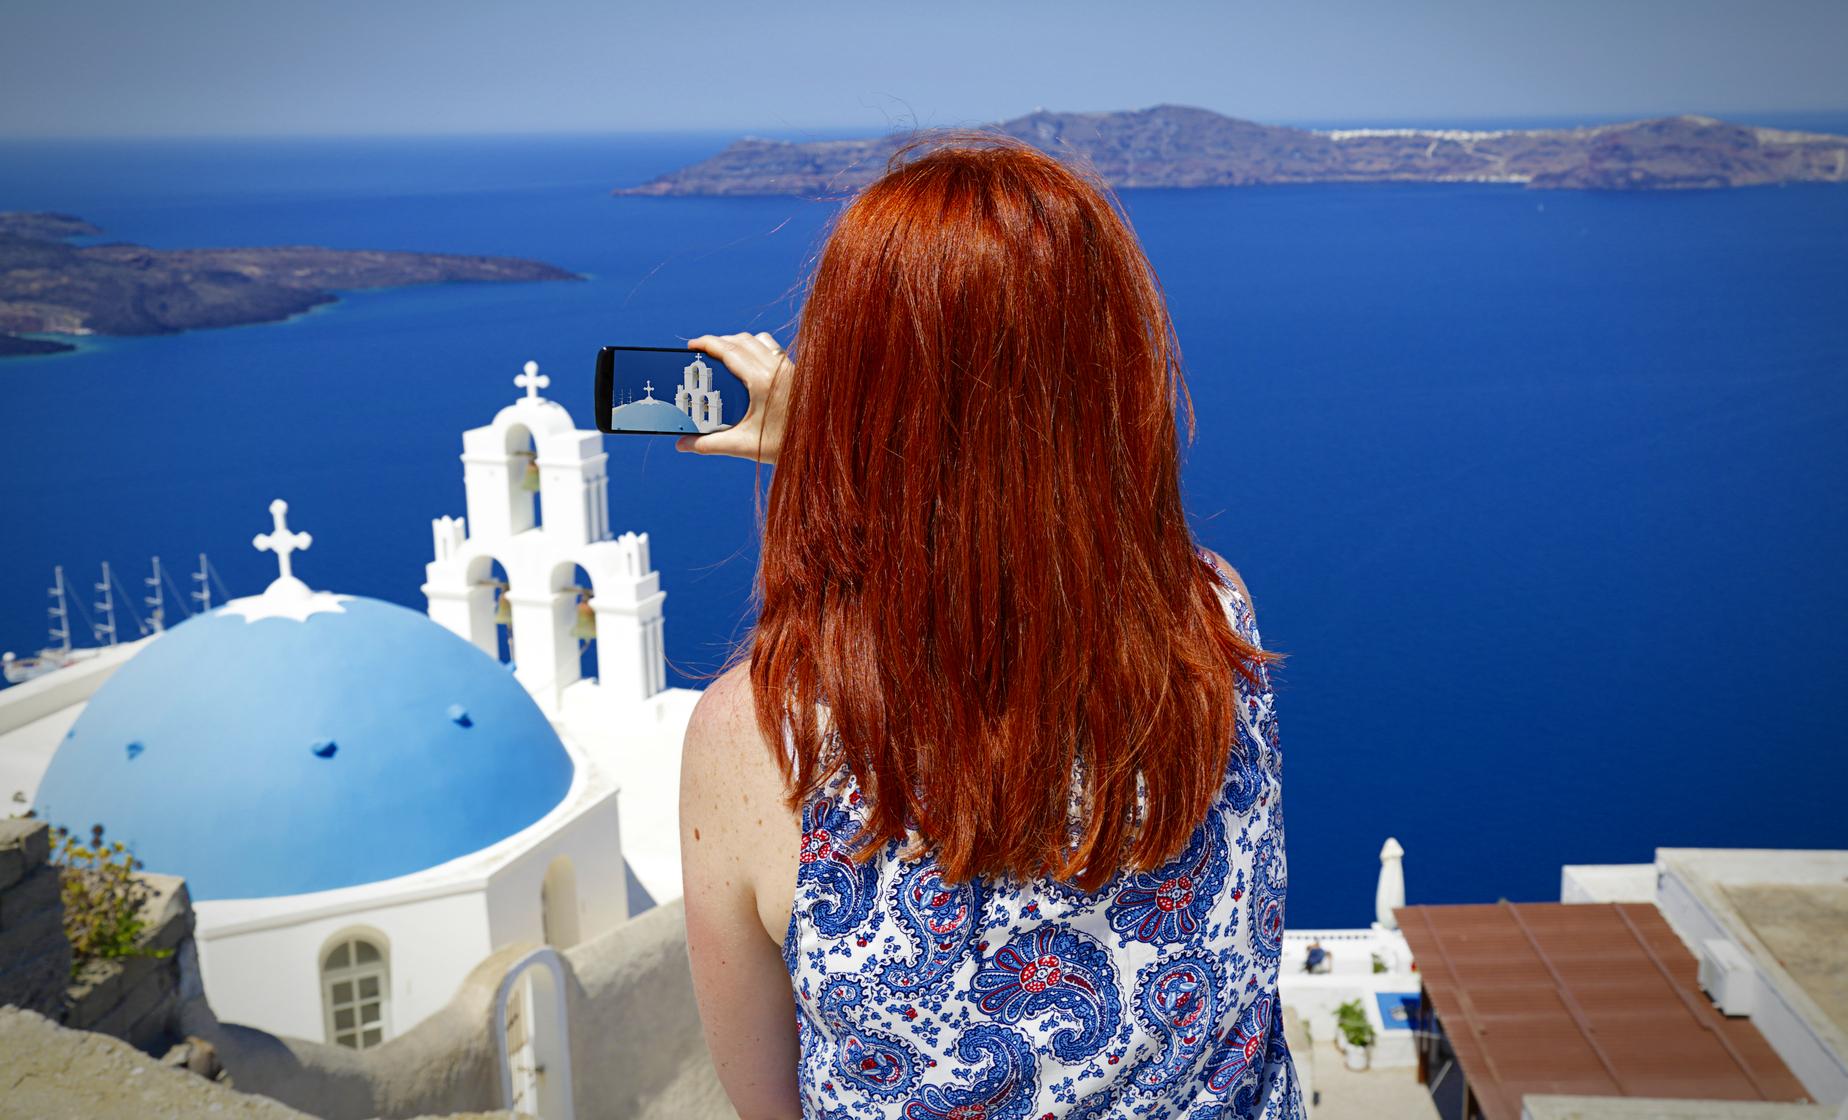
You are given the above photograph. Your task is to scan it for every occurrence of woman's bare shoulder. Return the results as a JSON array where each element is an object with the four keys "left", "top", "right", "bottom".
[
  {"left": 680, "top": 660, "right": 802, "bottom": 933},
  {"left": 683, "top": 660, "right": 789, "bottom": 806},
  {"left": 685, "top": 660, "right": 760, "bottom": 755}
]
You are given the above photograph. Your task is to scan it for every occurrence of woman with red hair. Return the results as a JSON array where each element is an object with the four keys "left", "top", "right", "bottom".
[{"left": 677, "top": 134, "right": 1302, "bottom": 1119}]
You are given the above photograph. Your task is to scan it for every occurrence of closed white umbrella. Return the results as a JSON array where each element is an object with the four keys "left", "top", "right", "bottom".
[{"left": 1376, "top": 836, "right": 1406, "bottom": 930}]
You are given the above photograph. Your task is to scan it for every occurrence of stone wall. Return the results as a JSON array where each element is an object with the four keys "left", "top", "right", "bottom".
[
  {"left": 0, "top": 815, "right": 68, "bottom": 1020},
  {"left": 0, "top": 816, "right": 193, "bottom": 1056},
  {"left": 2, "top": 1003, "right": 530, "bottom": 1120},
  {"left": 65, "top": 870, "right": 194, "bottom": 1052}
]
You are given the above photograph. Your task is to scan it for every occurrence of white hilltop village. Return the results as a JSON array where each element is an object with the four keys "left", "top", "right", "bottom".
[{"left": 1, "top": 362, "right": 1843, "bottom": 1120}]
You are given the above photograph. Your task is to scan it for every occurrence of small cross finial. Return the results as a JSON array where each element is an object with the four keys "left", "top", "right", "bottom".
[
  {"left": 515, "top": 359, "right": 550, "bottom": 401},
  {"left": 642, "top": 379, "right": 655, "bottom": 399},
  {"left": 252, "top": 498, "right": 312, "bottom": 586}
]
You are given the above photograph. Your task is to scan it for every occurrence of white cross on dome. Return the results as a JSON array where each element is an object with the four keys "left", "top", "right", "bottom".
[
  {"left": 253, "top": 498, "right": 312, "bottom": 588},
  {"left": 515, "top": 360, "right": 550, "bottom": 401},
  {"left": 227, "top": 498, "right": 348, "bottom": 621}
]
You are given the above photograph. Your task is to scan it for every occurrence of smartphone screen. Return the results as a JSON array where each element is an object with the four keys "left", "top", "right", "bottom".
[{"left": 593, "top": 345, "right": 747, "bottom": 436}]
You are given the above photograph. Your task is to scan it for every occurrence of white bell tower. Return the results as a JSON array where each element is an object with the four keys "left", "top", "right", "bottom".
[
  {"left": 422, "top": 360, "right": 667, "bottom": 717},
  {"left": 673, "top": 356, "right": 727, "bottom": 433}
]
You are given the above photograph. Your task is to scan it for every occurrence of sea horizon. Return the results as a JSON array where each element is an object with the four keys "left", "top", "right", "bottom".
[{"left": 4, "top": 104, "right": 1848, "bottom": 145}]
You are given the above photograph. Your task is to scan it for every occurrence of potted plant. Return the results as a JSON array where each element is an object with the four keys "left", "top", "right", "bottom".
[{"left": 1335, "top": 998, "right": 1376, "bottom": 1071}]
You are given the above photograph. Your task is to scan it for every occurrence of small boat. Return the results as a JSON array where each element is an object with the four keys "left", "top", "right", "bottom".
[{"left": 1, "top": 644, "right": 105, "bottom": 684}]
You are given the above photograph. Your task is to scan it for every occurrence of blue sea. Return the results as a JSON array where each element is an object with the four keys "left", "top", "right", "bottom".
[{"left": 3, "top": 123, "right": 1845, "bottom": 928}]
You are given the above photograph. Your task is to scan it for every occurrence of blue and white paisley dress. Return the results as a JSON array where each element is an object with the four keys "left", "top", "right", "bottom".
[{"left": 782, "top": 555, "right": 1305, "bottom": 1119}]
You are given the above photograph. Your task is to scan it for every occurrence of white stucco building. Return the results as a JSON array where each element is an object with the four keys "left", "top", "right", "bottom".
[{"left": 7, "top": 361, "right": 699, "bottom": 1051}]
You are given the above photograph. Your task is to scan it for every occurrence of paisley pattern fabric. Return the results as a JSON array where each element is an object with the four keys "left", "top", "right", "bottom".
[{"left": 785, "top": 552, "right": 1304, "bottom": 1118}]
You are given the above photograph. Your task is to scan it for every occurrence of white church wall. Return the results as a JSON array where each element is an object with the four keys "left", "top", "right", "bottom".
[
  {"left": 505, "top": 583, "right": 577, "bottom": 706},
  {"left": 484, "top": 783, "right": 629, "bottom": 949},
  {"left": 185, "top": 711, "right": 618, "bottom": 1047},
  {"left": 559, "top": 686, "right": 704, "bottom": 910},
  {"left": 193, "top": 885, "right": 492, "bottom": 1045},
  {"left": 534, "top": 429, "right": 607, "bottom": 548},
  {"left": 461, "top": 422, "right": 534, "bottom": 542},
  {"left": 579, "top": 532, "right": 666, "bottom": 704}
]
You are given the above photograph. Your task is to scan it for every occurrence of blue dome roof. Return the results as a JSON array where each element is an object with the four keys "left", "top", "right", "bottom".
[
  {"left": 608, "top": 397, "right": 700, "bottom": 434},
  {"left": 33, "top": 596, "right": 575, "bottom": 901}
]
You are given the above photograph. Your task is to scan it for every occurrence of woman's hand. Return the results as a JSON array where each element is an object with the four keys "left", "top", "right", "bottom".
[{"left": 677, "top": 332, "right": 793, "bottom": 465}]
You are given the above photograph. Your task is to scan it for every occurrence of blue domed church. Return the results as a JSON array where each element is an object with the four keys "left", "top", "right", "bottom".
[
  {"left": 36, "top": 546, "right": 576, "bottom": 902},
  {"left": 13, "top": 364, "right": 704, "bottom": 1051}
]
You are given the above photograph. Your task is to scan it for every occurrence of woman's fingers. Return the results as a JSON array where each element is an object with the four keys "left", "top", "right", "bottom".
[
  {"left": 677, "top": 331, "right": 791, "bottom": 464},
  {"left": 688, "top": 333, "right": 778, "bottom": 387},
  {"left": 678, "top": 422, "right": 766, "bottom": 458}
]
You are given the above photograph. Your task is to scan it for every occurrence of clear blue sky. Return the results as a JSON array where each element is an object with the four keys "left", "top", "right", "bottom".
[{"left": 3, "top": 0, "right": 1845, "bottom": 138}]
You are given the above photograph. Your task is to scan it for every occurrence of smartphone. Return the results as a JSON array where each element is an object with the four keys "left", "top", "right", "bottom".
[{"left": 593, "top": 345, "right": 745, "bottom": 436}]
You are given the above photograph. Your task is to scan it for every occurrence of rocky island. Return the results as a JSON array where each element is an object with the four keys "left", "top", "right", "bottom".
[
  {"left": 613, "top": 106, "right": 1848, "bottom": 198},
  {"left": 0, "top": 212, "right": 581, "bottom": 357}
]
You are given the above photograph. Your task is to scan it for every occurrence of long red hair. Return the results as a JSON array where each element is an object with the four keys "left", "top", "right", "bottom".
[{"left": 749, "top": 132, "right": 1280, "bottom": 891}]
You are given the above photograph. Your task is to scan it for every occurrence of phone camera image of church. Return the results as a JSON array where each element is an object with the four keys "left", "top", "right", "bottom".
[{"left": 606, "top": 356, "right": 728, "bottom": 435}]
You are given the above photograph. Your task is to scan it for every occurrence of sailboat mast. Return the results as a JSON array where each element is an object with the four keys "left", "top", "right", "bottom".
[
  {"left": 192, "top": 553, "right": 212, "bottom": 614},
  {"left": 144, "top": 556, "right": 165, "bottom": 634},
  {"left": 94, "top": 562, "right": 118, "bottom": 646},
  {"left": 47, "top": 565, "right": 71, "bottom": 652}
]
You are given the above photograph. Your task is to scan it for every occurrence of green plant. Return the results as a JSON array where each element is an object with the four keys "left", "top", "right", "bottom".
[
  {"left": 1371, "top": 952, "right": 1388, "bottom": 974},
  {"left": 51, "top": 822, "right": 174, "bottom": 980},
  {"left": 1335, "top": 998, "right": 1376, "bottom": 1049}
]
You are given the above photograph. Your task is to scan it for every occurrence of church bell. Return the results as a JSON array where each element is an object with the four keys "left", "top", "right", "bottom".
[{"left": 570, "top": 585, "right": 596, "bottom": 641}]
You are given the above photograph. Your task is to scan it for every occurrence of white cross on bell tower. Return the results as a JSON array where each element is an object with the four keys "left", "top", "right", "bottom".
[
  {"left": 515, "top": 360, "right": 550, "bottom": 401},
  {"left": 253, "top": 498, "right": 313, "bottom": 596}
]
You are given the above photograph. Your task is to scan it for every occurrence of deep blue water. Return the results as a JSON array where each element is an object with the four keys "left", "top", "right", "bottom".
[{"left": 3, "top": 129, "right": 1845, "bottom": 928}]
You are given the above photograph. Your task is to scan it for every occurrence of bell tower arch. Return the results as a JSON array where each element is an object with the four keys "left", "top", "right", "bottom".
[{"left": 423, "top": 360, "right": 660, "bottom": 715}]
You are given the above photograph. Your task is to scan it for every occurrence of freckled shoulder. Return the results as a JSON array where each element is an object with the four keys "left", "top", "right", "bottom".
[
  {"left": 679, "top": 660, "right": 802, "bottom": 938},
  {"left": 682, "top": 661, "right": 786, "bottom": 819},
  {"left": 684, "top": 661, "right": 762, "bottom": 767}
]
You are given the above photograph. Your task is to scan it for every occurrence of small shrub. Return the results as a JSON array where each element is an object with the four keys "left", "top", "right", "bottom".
[
  {"left": 51, "top": 822, "right": 174, "bottom": 980},
  {"left": 1335, "top": 997, "right": 1376, "bottom": 1049}
]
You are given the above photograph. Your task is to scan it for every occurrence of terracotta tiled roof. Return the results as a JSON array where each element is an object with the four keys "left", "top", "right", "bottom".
[{"left": 1395, "top": 901, "right": 1811, "bottom": 1120}]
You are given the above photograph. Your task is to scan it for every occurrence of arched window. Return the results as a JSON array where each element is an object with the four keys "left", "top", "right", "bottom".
[{"left": 321, "top": 933, "right": 390, "bottom": 1049}]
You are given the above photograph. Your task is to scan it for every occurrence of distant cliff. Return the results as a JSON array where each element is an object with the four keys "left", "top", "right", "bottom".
[
  {"left": 612, "top": 106, "right": 1848, "bottom": 197},
  {"left": 0, "top": 212, "right": 581, "bottom": 357}
]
